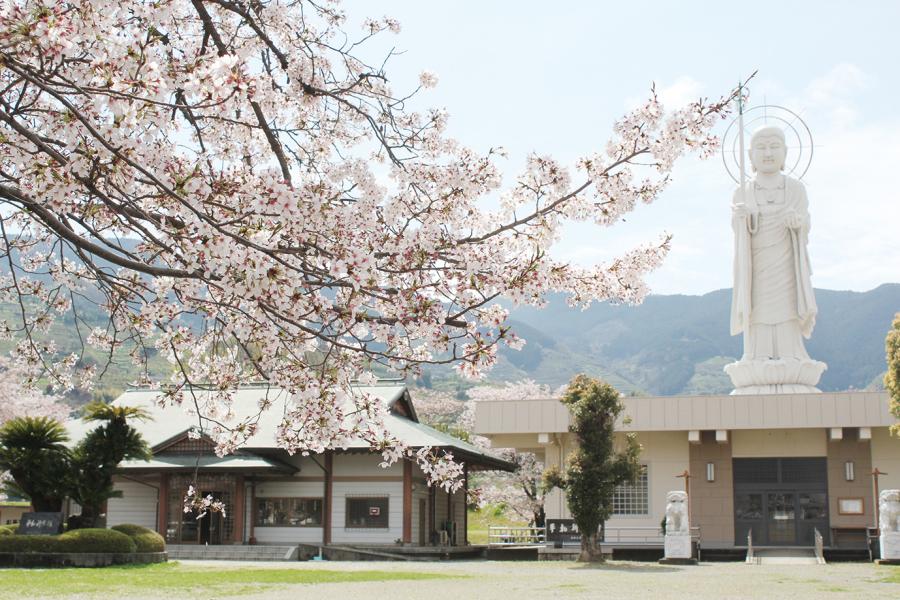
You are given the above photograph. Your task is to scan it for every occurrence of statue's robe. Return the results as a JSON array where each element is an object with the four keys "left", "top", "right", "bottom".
[{"left": 730, "top": 176, "right": 817, "bottom": 360}]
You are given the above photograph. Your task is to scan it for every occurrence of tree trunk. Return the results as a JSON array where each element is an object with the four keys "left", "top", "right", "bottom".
[
  {"left": 32, "top": 496, "right": 64, "bottom": 513},
  {"left": 579, "top": 531, "right": 604, "bottom": 562}
]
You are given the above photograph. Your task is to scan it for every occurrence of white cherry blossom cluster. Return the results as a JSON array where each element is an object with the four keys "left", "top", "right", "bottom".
[
  {"left": 0, "top": 1, "right": 740, "bottom": 491},
  {"left": 183, "top": 484, "right": 226, "bottom": 520}
]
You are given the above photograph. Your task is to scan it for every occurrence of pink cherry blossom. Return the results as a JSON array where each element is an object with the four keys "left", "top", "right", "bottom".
[{"left": 0, "top": 1, "right": 741, "bottom": 492}]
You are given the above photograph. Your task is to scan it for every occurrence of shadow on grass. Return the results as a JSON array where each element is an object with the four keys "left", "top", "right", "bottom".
[{"left": 569, "top": 561, "right": 684, "bottom": 573}]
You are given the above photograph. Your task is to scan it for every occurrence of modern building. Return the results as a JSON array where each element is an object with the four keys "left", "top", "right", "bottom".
[
  {"left": 66, "top": 383, "right": 512, "bottom": 549},
  {"left": 475, "top": 390, "right": 899, "bottom": 550}
]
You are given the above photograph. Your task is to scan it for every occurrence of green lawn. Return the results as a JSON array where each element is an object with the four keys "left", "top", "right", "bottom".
[
  {"left": 0, "top": 562, "right": 457, "bottom": 599},
  {"left": 467, "top": 506, "right": 529, "bottom": 545},
  {"left": 882, "top": 566, "right": 900, "bottom": 583}
]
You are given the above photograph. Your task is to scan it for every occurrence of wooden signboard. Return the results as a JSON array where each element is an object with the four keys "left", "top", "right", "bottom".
[{"left": 16, "top": 512, "right": 64, "bottom": 535}]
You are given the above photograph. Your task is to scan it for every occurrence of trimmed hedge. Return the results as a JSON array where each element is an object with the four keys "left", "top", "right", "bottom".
[
  {"left": 0, "top": 524, "right": 17, "bottom": 536},
  {"left": 0, "top": 528, "right": 136, "bottom": 554},
  {"left": 111, "top": 524, "right": 165, "bottom": 553}
]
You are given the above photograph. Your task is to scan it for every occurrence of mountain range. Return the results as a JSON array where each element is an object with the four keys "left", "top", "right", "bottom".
[{"left": 478, "top": 284, "right": 900, "bottom": 396}]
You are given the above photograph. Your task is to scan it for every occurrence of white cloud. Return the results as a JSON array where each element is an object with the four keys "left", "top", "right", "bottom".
[
  {"left": 656, "top": 76, "right": 704, "bottom": 109},
  {"left": 625, "top": 76, "right": 704, "bottom": 111},
  {"left": 554, "top": 63, "right": 900, "bottom": 295}
]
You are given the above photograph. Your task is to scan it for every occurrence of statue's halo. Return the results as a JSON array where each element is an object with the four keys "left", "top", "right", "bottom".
[{"left": 721, "top": 104, "right": 813, "bottom": 184}]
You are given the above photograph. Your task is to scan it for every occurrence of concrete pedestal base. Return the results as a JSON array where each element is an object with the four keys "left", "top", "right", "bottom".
[
  {"left": 658, "top": 556, "right": 698, "bottom": 565},
  {"left": 880, "top": 531, "right": 900, "bottom": 561},
  {"left": 664, "top": 534, "right": 692, "bottom": 560},
  {"left": 725, "top": 358, "right": 826, "bottom": 394}
]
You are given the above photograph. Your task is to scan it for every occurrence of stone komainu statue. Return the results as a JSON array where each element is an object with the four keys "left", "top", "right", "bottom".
[
  {"left": 665, "top": 491, "right": 689, "bottom": 535},
  {"left": 880, "top": 489, "right": 900, "bottom": 533}
]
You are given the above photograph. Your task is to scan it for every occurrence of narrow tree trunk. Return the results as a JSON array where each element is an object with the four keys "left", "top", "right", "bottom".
[{"left": 579, "top": 531, "right": 604, "bottom": 562}]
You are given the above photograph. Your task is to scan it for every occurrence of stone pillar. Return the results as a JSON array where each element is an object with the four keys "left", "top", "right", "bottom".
[{"left": 879, "top": 489, "right": 900, "bottom": 562}]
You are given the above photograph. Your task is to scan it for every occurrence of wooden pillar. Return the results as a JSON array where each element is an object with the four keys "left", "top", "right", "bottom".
[
  {"left": 248, "top": 480, "right": 256, "bottom": 543},
  {"left": 462, "top": 466, "right": 469, "bottom": 546},
  {"left": 428, "top": 485, "right": 436, "bottom": 545},
  {"left": 324, "top": 452, "right": 333, "bottom": 545},
  {"left": 157, "top": 474, "right": 169, "bottom": 538},
  {"left": 402, "top": 459, "right": 413, "bottom": 544},
  {"left": 233, "top": 475, "right": 245, "bottom": 543}
]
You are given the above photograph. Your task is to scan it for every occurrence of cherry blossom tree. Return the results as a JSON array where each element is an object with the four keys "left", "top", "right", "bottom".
[
  {"left": 0, "top": 0, "right": 740, "bottom": 485},
  {"left": 467, "top": 381, "right": 559, "bottom": 525},
  {"left": 0, "top": 357, "right": 68, "bottom": 424}
]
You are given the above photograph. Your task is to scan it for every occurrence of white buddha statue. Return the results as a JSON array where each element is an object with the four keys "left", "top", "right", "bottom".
[{"left": 724, "top": 125, "right": 827, "bottom": 394}]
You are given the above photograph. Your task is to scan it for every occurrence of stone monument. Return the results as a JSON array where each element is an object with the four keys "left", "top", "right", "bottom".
[
  {"left": 880, "top": 489, "right": 900, "bottom": 562},
  {"left": 724, "top": 124, "right": 827, "bottom": 394},
  {"left": 661, "top": 490, "right": 693, "bottom": 562}
]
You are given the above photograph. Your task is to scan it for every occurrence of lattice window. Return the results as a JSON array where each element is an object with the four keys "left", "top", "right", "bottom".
[
  {"left": 612, "top": 465, "right": 648, "bottom": 516},
  {"left": 256, "top": 498, "right": 323, "bottom": 527},
  {"left": 345, "top": 496, "right": 389, "bottom": 528},
  {"left": 158, "top": 436, "right": 215, "bottom": 455}
]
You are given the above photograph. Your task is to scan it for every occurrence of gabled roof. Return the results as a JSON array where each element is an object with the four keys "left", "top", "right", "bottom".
[
  {"left": 119, "top": 454, "right": 296, "bottom": 473},
  {"left": 66, "top": 382, "right": 514, "bottom": 472}
]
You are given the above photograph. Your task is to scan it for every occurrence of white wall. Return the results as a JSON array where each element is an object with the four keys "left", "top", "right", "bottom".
[
  {"left": 607, "top": 431, "right": 689, "bottom": 529},
  {"left": 542, "top": 431, "right": 689, "bottom": 531},
  {"left": 871, "top": 427, "right": 900, "bottom": 492},
  {"left": 108, "top": 477, "right": 158, "bottom": 530},
  {"left": 333, "top": 453, "right": 402, "bottom": 477},
  {"left": 731, "top": 428, "right": 826, "bottom": 457},
  {"left": 253, "top": 480, "right": 325, "bottom": 545},
  {"left": 331, "top": 481, "right": 404, "bottom": 544}
]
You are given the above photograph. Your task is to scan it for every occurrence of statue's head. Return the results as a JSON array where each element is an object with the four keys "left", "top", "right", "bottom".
[
  {"left": 666, "top": 490, "right": 687, "bottom": 504},
  {"left": 881, "top": 489, "right": 900, "bottom": 506},
  {"left": 749, "top": 125, "right": 787, "bottom": 175}
]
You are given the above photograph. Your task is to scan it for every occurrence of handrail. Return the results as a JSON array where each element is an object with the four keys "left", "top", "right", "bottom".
[
  {"left": 487, "top": 526, "right": 546, "bottom": 546},
  {"left": 746, "top": 528, "right": 755, "bottom": 564},
  {"left": 814, "top": 528, "right": 826, "bottom": 564}
]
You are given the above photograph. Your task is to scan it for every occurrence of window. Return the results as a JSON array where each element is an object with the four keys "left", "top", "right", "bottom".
[
  {"left": 255, "top": 498, "right": 323, "bottom": 527},
  {"left": 612, "top": 465, "right": 649, "bottom": 516},
  {"left": 345, "top": 497, "right": 389, "bottom": 528}
]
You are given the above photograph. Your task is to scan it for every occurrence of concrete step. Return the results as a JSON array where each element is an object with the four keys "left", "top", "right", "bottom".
[
  {"left": 166, "top": 545, "right": 298, "bottom": 561},
  {"left": 752, "top": 548, "right": 823, "bottom": 565}
]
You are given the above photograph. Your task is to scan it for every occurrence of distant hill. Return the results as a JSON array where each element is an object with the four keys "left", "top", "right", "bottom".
[{"left": 482, "top": 284, "right": 900, "bottom": 395}]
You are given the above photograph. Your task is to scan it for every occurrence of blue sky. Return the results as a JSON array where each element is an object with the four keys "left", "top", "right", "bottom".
[{"left": 344, "top": 1, "right": 900, "bottom": 295}]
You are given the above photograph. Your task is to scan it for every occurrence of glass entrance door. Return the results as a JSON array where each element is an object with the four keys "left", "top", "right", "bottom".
[
  {"left": 733, "top": 458, "right": 829, "bottom": 547},
  {"left": 797, "top": 492, "right": 828, "bottom": 546},
  {"left": 767, "top": 493, "right": 796, "bottom": 545}
]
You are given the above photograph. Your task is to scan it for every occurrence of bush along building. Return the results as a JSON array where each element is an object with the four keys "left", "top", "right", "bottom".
[{"left": 65, "top": 383, "right": 513, "bottom": 558}]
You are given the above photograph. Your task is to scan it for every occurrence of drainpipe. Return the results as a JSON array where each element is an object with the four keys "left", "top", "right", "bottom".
[
  {"left": 309, "top": 453, "right": 332, "bottom": 549},
  {"left": 553, "top": 433, "right": 565, "bottom": 517}
]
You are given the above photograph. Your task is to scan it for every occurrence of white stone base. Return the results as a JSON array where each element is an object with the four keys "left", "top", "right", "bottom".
[
  {"left": 881, "top": 531, "right": 900, "bottom": 561},
  {"left": 731, "top": 383, "right": 822, "bottom": 395},
  {"left": 725, "top": 357, "right": 827, "bottom": 394},
  {"left": 664, "top": 534, "right": 692, "bottom": 560}
]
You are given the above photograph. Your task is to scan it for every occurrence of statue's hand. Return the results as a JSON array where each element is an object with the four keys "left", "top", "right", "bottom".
[
  {"left": 733, "top": 203, "right": 751, "bottom": 220},
  {"left": 784, "top": 210, "right": 803, "bottom": 229}
]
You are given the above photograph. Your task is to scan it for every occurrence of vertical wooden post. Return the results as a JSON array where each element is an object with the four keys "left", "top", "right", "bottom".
[
  {"left": 402, "top": 459, "right": 412, "bottom": 544},
  {"left": 324, "top": 452, "right": 333, "bottom": 545},
  {"left": 428, "top": 485, "right": 436, "bottom": 545},
  {"left": 157, "top": 474, "right": 169, "bottom": 539},
  {"left": 462, "top": 465, "right": 469, "bottom": 546},
  {"left": 249, "top": 480, "right": 256, "bottom": 543},
  {"left": 233, "top": 475, "right": 245, "bottom": 543},
  {"left": 677, "top": 469, "right": 692, "bottom": 527},
  {"left": 873, "top": 468, "right": 887, "bottom": 530}
]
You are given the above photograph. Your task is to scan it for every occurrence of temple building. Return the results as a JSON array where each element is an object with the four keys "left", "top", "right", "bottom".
[
  {"left": 66, "top": 383, "right": 512, "bottom": 551},
  {"left": 475, "top": 390, "right": 899, "bottom": 550}
]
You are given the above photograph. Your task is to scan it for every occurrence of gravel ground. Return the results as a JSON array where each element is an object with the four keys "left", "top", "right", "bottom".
[{"left": 161, "top": 559, "right": 900, "bottom": 600}]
